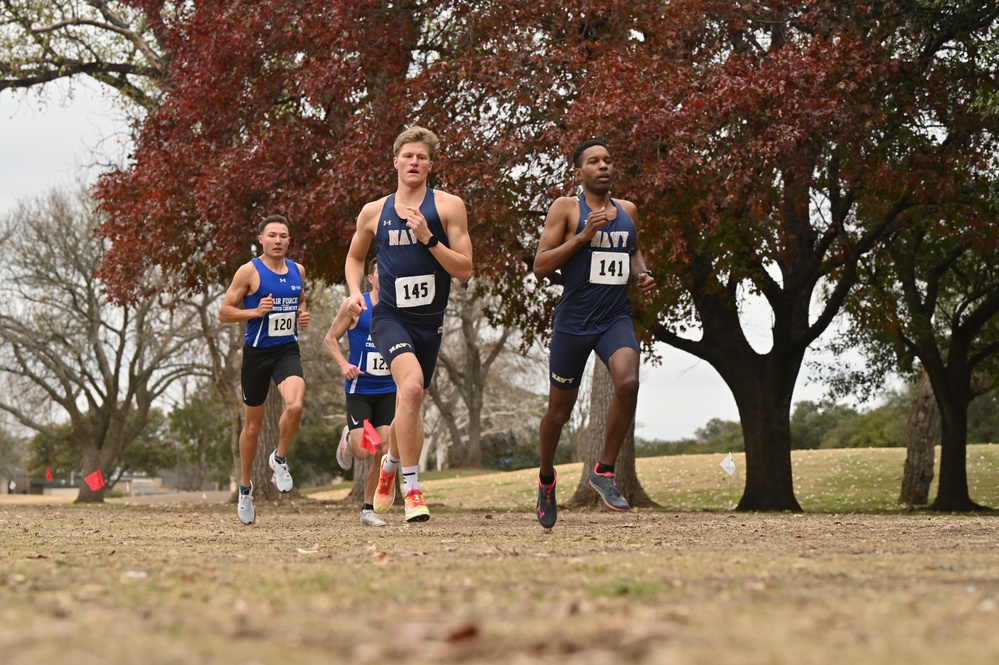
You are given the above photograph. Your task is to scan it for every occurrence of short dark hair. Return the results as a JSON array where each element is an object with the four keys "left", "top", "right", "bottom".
[
  {"left": 258, "top": 215, "right": 289, "bottom": 235},
  {"left": 367, "top": 256, "right": 379, "bottom": 275},
  {"left": 572, "top": 139, "right": 609, "bottom": 168}
]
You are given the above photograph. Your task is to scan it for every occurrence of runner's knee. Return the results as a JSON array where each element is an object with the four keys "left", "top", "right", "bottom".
[
  {"left": 284, "top": 400, "right": 303, "bottom": 420},
  {"left": 615, "top": 374, "right": 639, "bottom": 401}
]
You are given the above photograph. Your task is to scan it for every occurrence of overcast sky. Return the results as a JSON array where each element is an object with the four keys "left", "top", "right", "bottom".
[{"left": 1, "top": 81, "right": 847, "bottom": 442}]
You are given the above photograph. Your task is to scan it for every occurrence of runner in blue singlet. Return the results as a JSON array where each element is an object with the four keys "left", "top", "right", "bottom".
[
  {"left": 220, "top": 215, "right": 311, "bottom": 525},
  {"left": 323, "top": 258, "right": 395, "bottom": 527}
]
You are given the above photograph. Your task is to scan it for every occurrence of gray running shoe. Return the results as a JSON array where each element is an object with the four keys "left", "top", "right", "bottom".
[
  {"left": 359, "top": 508, "right": 386, "bottom": 527},
  {"left": 336, "top": 425, "right": 353, "bottom": 471},
  {"left": 237, "top": 484, "right": 255, "bottom": 525},
  {"left": 536, "top": 471, "right": 558, "bottom": 529},
  {"left": 269, "top": 450, "right": 293, "bottom": 493},
  {"left": 588, "top": 464, "right": 630, "bottom": 512}
]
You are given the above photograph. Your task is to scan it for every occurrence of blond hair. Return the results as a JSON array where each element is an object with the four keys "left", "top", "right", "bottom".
[{"left": 393, "top": 126, "right": 440, "bottom": 161}]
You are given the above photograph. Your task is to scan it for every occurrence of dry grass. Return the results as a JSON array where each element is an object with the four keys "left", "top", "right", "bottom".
[
  {"left": 2, "top": 447, "right": 998, "bottom": 665},
  {"left": 384, "top": 444, "right": 999, "bottom": 513}
]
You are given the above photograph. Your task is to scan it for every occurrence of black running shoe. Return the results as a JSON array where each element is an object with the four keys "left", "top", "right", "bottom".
[
  {"left": 536, "top": 471, "right": 558, "bottom": 529},
  {"left": 588, "top": 464, "right": 630, "bottom": 512}
]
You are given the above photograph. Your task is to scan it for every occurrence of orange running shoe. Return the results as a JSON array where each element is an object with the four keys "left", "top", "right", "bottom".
[
  {"left": 373, "top": 455, "right": 396, "bottom": 513},
  {"left": 404, "top": 488, "right": 430, "bottom": 523}
]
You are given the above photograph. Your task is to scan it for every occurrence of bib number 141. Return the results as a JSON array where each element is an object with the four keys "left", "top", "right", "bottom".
[{"left": 589, "top": 251, "right": 629, "bottom": 285}]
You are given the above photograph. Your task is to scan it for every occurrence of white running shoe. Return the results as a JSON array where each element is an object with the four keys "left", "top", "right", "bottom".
[
  {"left": 336, "top": 425, "right": 353, "bottom": 471},
  {"left": 359, "top": 508, "right": 386, "bottom": 527},
  {"left": 237, "top": 484, "right": 255, "bottom": 525},
  {"left": 268, "top": 450, "right": 293, "bottom": 493}
]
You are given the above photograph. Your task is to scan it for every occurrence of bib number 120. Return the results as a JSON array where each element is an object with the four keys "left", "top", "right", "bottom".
[{"left": 268, "top": 311, "right": 296, "bottom": 336}]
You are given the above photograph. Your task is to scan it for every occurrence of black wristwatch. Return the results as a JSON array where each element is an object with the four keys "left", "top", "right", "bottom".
[
  {"left": 639, "top": 269, "right": 654, "bottom": 278},
  {"left": 423, "top": 235, "right": 439, "bottom": 248}
]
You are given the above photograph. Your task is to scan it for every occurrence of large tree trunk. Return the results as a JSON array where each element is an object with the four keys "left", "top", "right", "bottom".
[
  {"left": 931, "top": 396, "right": 984, "bottom": 511},
  {"left": 727, "top": 356, "right": 802, "bottom": 512},
  {"left": 921, "top": 348, "right": 986, "bottom": 512},
  {"left": 900, "top": 370, "right": 937, "bottom": 507},
  {"left": 565, "top": 361, "right": 654, "bottom": 509},
  {"left": 651, "top": 295, "right": 807, "bottom": 512}
]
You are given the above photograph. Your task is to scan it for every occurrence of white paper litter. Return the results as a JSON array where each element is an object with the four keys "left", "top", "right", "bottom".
[{"left": 720, "top": 452, "right": 736, "bottom": 476}]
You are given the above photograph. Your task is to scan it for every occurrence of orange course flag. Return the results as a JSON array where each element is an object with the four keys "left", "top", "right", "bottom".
[
  {"left": 45, "top": 467, "right": 53, "bottom": 481},
  {"left": 84, "top": 469, "right": 105, "bottom": 491},
  {"left": 361, "top": 420, "right": 381, "bottom": 455}
]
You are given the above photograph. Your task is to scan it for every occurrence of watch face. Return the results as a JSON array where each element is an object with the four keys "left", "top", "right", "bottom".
[{"left": 426, "top": 236, "right": 439, "bottom": 247}]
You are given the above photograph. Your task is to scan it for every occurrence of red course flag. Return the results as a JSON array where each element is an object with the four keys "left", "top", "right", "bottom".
[
  {"left": 84, "top": 469, "right": 105, "bottom": 491},
  {"left": 45, "top": 467, "right": 53, "bottom": 481},
  {"left": 361, "top": 420, "right": 381, "bottom": 455}
]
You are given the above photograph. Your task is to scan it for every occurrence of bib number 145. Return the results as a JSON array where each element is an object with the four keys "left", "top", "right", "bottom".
[{"left": 396, "top": 274, "right": 435, "bottom": 308}]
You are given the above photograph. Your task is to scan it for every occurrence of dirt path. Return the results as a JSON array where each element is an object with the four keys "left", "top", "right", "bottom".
[{"left": 2, "top": 499, "right": 998, "bottom": 664}]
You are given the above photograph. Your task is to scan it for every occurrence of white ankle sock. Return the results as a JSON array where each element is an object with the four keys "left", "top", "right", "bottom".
[{"left": 402, "top": 465, "right": 420, "bottom": 494}]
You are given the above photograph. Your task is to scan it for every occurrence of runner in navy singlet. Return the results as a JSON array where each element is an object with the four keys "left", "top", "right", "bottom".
[
  {"left": 220, "top": 215, "right": 311, "bottom": 525},
  {"left": 532, "top": 140, "right": 656, "bottom": 529},
  {"left": 323, "top": 258, "right": 395, "bottom": 527},
  {"left": 343, "top": 127, "right": 473, "bottom": 523}
]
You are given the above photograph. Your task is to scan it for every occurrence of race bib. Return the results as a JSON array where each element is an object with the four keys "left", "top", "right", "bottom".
[
  {"left": 365, "top": 352, "right": 391, "bottom": 376},
  {"left": 267, "top": 311, "right": 296, "bottom": 337},
  {"left": 396, "top": 274, "right": 435, "bottom": 308},
  {"left": 589, "top": 252, "right": 630, "bottom": 285}
]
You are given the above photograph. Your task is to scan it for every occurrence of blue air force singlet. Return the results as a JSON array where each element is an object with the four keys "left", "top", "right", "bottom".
[
  {"left": 552, "top": 196, "right": 636, "bottom": 335},
  {"left": 345, "top": 292, "right": 396, "bottom": 395},
  {"left": 375, "top": 188, "right": 452, "bottom": 318},
  {"left": 243, "top": 258, "right": 303, "bottom": 348}
]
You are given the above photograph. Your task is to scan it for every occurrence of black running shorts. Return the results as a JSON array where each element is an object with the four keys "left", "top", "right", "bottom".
[
  {"left": 240, "top": 342, "right": 304, "bottom": 406},
  {"left": 345, "top": 392, "right": 396, "bottom": 431}
]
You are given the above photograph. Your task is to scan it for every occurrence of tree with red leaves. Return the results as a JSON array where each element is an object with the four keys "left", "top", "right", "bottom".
[
  {"left": 91, "top": 1, "right": 999, "bottom": 512},
  {"left": 521, "top": 1, "right": 999, "bottom": 511}
]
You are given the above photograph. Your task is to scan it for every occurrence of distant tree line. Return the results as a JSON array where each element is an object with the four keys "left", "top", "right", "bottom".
[{"left": 637, "top": 389, "right": 999, "bottom": 458}]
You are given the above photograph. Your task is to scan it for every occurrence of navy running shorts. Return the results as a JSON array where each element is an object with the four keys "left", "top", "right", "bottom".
[
  {"left": 240, "top": 342, "right": 304, "bottom": 406},
  {"left": 369, "top": 304, "right": 443, "bottom": 390},
  {"left": 548, "top": 316, "right": 639, "bottom": 390}
]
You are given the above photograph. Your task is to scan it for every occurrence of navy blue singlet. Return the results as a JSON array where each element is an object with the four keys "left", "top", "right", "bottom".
[
  {"left": 552, "top": 196, "right": 635, "bottom": 335},
  {"left": 375, "top": 188, "right": 452, "bottom": 318}
]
